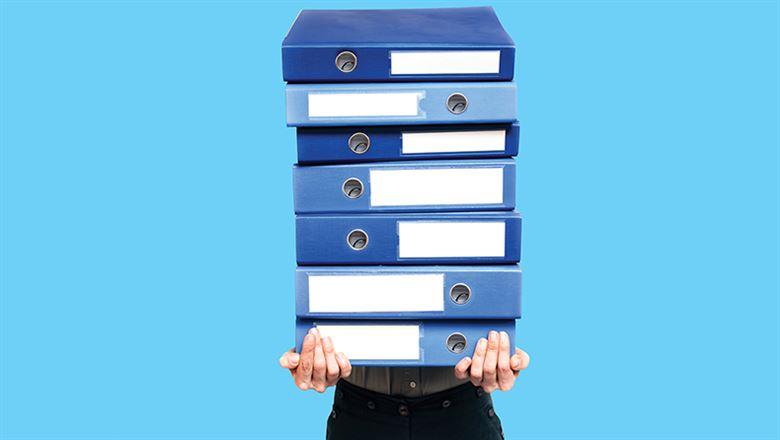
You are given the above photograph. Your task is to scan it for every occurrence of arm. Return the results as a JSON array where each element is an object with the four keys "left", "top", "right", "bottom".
[
  {"left": 279, "top": 328, "right": 352, "bottom": 392},
  {"left": 453, "top": 330, "right": 530, "bottom": 393}
]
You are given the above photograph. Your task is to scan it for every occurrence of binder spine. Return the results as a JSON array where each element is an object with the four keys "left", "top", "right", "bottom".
[
  {"left": 295, "top": 266, "right": 522, "bottom": 319},
  {"left": 295, "top": 319, "right": 516, "bottom": 366},
  {"left": 285, "top": 82, "right": 517, "bottom": 127},
  {"left": 296, "top": 123, "right": 520, "bottom": 164},
  {"left": 295, "top": 213, "right": 522, "bottom": 265},
  {"left": 292, "top": 159, "right": 516, "bottom": 214},
  {"left": 282, "top": 47, "right": 515, "bottom": 83}
]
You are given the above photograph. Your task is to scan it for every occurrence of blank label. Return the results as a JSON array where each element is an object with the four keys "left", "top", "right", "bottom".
[
  {"left": 316, "top": 324, "right": 421, "bottom": 360},
  {"left": 398, "top": 221, "right": 506, "bottom": 258},
  {"left": 308, "top": 93, "right": 420, "bottom": 117},
  {"left": 308, "top": 274, "right": 444, "bottom": 312},
  {"left": 370, "top": 167, "right": 504, "bottom": 207},
  {"left": 402, "top": 130, "right": 506, "bottom": 154},
  {"left": 390, "top": 51, "right": 501, "bottom": 75}
]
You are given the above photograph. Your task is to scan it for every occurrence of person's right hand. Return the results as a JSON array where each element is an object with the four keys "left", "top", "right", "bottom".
[{"left": 279, "top": 328, "right": 352, "bottom": 392}]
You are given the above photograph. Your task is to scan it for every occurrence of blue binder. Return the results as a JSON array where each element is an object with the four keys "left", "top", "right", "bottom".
[
  {"left": 296, "top": 211, "right": 522, "bottom": 265},
  {"left": 296, "top": 265, "right": 521, "bottom": 319},
  {"left": 293, "top": 159, "right": 516, "bottom": 214},
  {"left": 286, "top": 82, "right": 516, "bottom": 127},
  {"left": 282, "top": 7, "right": 515, "bottom": 83},
  {"left": 295, "top": 319, "right": 516, "bottom": 366},
  {"left": 296, "top": 123, "right": 520, "bottom": 164}
]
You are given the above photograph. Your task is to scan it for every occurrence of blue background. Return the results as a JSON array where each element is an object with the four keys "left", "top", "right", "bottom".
[{"left": 1, "top": 1, "right": 778, "bottom": 439}]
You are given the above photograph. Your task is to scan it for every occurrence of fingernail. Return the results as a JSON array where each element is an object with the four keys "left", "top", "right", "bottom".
[
  {"left": 464, "top": 356, "right": 471, "bottom": 363},
  {"left": 478, "top": 338, "right": 487, "bottom": 349},
  {"left": 299, "top": 382, "right": 309, "bottom": 390},
  {"left": 304, "top": 334, "right": 313, "bottom": 344},
  {"left": 336, "top": 352, "right": 345, "bottom": 362},
  {"left": 323, "top": 336, "right": 333, "bottom": 350},
  {"left": 489, "top": 331, "right": 498, "bottom": 340},
  {"left": 290, "top": 353, "right": 300, "bottom": 364},
  {"left": 511, "top": 358, "right": 521, "bottom": 369},
  {"left": 309, "top": 328, "right": 319, "bottom": 337}
]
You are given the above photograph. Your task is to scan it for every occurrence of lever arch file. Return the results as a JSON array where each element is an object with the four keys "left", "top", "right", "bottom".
[
  {"left": 293, "top": 159, "right": 516, "bottom": 214},
  {"left": 296, "top": 319, "right": 516, "bottom": 366},
  {"left": 296, "top": 265, "right": 521, "bottom": 319},
  {"left": 286, "top": 82, "right": 516, "bottom": 127},
  {"left": 282, "top": 7, "right": 515, "bottom": 83},
  {"left": 296, "top": 123, "right": 520, "bottom": 164},
  {"left": 296, "top": 211, "right": 522, "bottom": 265}
]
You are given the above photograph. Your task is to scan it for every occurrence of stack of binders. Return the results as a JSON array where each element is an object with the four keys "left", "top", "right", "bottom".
[{"left": 282, "top": 7, "right": 521, "bottom": 366}]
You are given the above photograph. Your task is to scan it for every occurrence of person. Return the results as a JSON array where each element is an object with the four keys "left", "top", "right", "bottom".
[{"left": 279, "top": 328, "right": 530, "bottom": 440}]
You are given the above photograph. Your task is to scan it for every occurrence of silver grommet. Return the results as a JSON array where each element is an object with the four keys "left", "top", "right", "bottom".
[
  {"left": 342, "top": 178, "right": 364, "bottom": 199},
  {"left": 446, "top": 332, "right": 467, "bottom": 354},
  {"left": 446, "top": 93, "right": 468, "bottom": 114},
  {"left": 335, "top": 51, "right": 357, "bottom": 73},
  {"left": 449, "top": 283, "right": 471, "bottom": 305},
  {"left": 348, "top": 132, "right": 370, "bottom": 154},
  {"left": 346, "top": 229, "right": 368, "bottom": 251}
]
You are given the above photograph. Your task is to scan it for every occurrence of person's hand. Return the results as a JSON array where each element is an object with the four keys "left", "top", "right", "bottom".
[
  {"left": 454, "top": 330, "right": 530, "bottom": 393},
  {"left": 279, "top": 328, "right": 352, "bottom": 392}
]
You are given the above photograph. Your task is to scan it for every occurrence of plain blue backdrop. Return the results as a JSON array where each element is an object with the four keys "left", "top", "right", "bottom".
[{"left": 1, "top": 0, "right": 778, "bottom": 439}]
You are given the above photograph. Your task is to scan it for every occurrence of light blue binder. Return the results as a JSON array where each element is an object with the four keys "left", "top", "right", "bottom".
[
  {"left": 296, "top": 265, "right": 521, "bottom": 319},
  {"left": 293, "top": 159, "right": 516, "bottom": 214},
  {"left": 296, "top": 211, "right": 522, "bottom": 265},
  {"left": 295, "top": 319, "right": 516, "bottom": 366},
  {"left": 286, "top": 82, "right": 517, "bottom": 127}
]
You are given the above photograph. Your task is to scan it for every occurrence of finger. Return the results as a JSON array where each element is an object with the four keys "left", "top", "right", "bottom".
[
  {"left": 497, "top": 331, "right": 515, "bottom": 391},
  {"left": 336, "top": 352, "right": 352, "bottom": 379},
  {"left": 279, "top": 349, "right": 300, "bottom": 375},
  {"left": 294, "top": 332, "right": 316, "bottom": 390},
  {"left": 311, "top": 329, "right": 327, "bottom": 393},
  {"left": 481, "top": 331, "right": 499, "bottom": 392},
  {"left": 511, "top": 348, "right": 531, "bottom": 377},
  {"left": 454, "top": 356, "right": 472, "bottom": 380},
  {"left": 323, "top": 336, "right": 341, "bottom": 386},
  {"left": 469, "top": 338, "right": 487, "bottom": 386}
]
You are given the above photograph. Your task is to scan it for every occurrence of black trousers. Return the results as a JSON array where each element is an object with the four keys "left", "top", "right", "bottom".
[{"left": 326, "top": 379, "right": 505, "bottom": 440}]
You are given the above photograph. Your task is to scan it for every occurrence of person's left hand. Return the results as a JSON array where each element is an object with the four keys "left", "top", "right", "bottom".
[{"left": 453, "top": 330, "right": 530, "bottom": 393}]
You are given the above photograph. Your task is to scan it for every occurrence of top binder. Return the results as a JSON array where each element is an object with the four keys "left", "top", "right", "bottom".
[{"left": 282, "top": 7, "right": 515, "bottom": 83}]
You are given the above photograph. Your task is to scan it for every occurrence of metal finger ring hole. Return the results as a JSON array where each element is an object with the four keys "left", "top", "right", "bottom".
[
  {"left": 342, "top": 178, "right": 364, "bottom": 199},
  {"left": 346, "top": 229, "right": 368, "bottom": 251},
  {"left": 348, "top": 132, "right": 370, "bottom": 154},
  {"left": 335, "top": 51, "right": 357, "bottom": 73},
  {"left": 447, "top": 93, "right": 468, "bottom": 114},
  {"left": 446, "top": 332, "right": 467, "bottom": 354},
  {"left": 449, "top": 283, "right": 472, "bottom": 305}
]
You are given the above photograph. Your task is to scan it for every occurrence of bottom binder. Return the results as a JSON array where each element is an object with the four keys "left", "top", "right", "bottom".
[{"left": 295, "top": 319, "right": 516, "bottom": 366}]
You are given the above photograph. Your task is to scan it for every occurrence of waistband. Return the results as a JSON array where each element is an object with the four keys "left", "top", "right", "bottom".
[{"left": 335, "top": 378, "right": 491, "bottom": 417}]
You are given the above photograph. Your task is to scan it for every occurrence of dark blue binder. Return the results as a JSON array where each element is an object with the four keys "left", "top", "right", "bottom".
[
  {"left": 282, "top": 7, "right": 515, "bottom": 83},
  {"left": 296, "top": 211, "right": 522, "bottom": 265},
  {"left": 293, "top": 159, "right": 516, "bottom": 214},
  {"left": 295, "top": 319, "right": 516, "bottom": 366},
  {"left": 296, "top": 265, "right": 521, "bottom": 319},
  {"left": 296, "top": 123, "right": 520, "bottom": 164}
]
